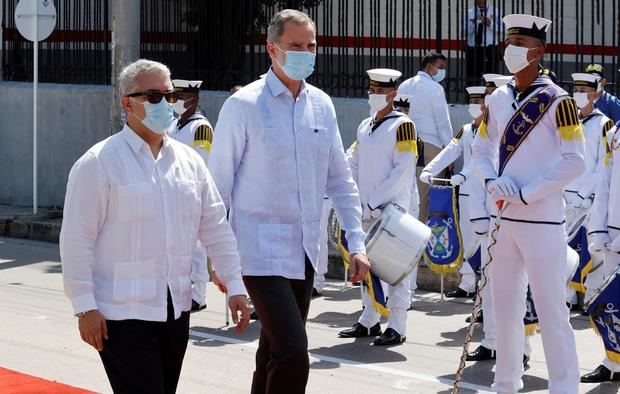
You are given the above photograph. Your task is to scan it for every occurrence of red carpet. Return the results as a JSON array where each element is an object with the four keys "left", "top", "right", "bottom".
[{"left": 0, "top": 367, "right": 97, "bottom": 393}]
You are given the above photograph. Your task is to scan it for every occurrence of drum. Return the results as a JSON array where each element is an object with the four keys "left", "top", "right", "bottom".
[
  {"left": 566, "top": 245, "right": 579, "bottom": 284},
  {"left": 584, "top": 265, "right": 620, "bottom": 310},
  {"left": 365, "top": 203, "right": 432, "bottom": 286},
  {"left": 565, "top": 206, "right": 590, "bottom": 243}
]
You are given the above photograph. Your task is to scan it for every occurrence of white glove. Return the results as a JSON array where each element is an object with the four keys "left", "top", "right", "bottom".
[
  {"left": 450, "top": 173, "right": 466, "bottom": 186},
  {"left": 486, "top": 176, "right": 519, "bottom": 198},
  {"left": 362, "top": 204, "right": 372, "bottom": 221},
  {"left": 579, "top": 196, "right": 593, "bottom": 209},
  {"left": 471, "top": 219, "right": 490, "bottom": 235},
  {"left": 609, "top": 236, "right": 620, "bottom": 253},
  {"left": 588, "top": 233, "right": 612, "bottom": 254},
  {"left": 419, "top": 171, "right": 433, "bottom": 184}
]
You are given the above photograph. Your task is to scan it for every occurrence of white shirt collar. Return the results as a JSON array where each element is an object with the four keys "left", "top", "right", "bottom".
[
  {"left": 266, "top": 67, "right": 307, "bottom": 98},
  {"left": 121, "top": 123, "right": 170, "bottom": 155},
  {"left": 418, "top": 70, "right": 433, "bottom": 80}
]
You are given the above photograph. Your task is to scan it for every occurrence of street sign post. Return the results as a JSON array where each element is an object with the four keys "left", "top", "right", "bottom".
[{"left": 14, "top": 0, "right": 56, "bottom": 214}]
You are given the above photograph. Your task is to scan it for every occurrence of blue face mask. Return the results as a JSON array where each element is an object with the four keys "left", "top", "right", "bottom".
[
  {"left": 274, "top": 43, "right": 316, "bottom": 81},
  {"left": 131, "top": 97, "right": 174, "bottom": 134}
]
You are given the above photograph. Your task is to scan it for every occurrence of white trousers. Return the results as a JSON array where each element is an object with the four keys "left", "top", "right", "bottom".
[
  {"left": 358, "top": 277, "right": 411, "bottom": 336},
  {"left": 458, "top": 194, "right": 477, "bottom": 293},
  {"left": 489, "top": 221, "right": 579, "bottom": 394},
  {"left": 314, "top": 199, "right": 332, "bottom": 292},
  {"left": 191, "top": 242, "right": 209, "bottom": 304},
  {"left": 409, "top": 193, "right": 420, "bottom": 297}
]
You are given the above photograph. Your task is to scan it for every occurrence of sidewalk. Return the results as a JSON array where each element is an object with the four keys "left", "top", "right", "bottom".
[{"left": 0, "top": 204, "right": 62, "bottom": 243}]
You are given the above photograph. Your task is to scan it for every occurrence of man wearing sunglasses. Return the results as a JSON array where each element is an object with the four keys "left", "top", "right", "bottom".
[
  {"left": 209, "top": 9, "right": 370, "bottom": 393},
  {"left": 60, "top": 59, "right": 250, "bottom": 393}
]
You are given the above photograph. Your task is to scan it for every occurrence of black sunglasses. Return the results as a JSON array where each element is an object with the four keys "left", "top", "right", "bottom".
[{"left": 126, "top": 90, "right": 178, "bottom": 104}]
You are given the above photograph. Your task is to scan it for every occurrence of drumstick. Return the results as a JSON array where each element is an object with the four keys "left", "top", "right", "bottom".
[{"left": 429, "top": 177, "right": 451, "bottom": 183}]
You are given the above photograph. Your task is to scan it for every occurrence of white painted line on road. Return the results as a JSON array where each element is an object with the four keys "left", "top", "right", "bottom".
[{"left": 189, "top": 330, "right": 493, "bottom": 393}]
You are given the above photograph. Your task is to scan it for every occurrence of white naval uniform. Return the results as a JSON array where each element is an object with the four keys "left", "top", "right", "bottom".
[
  {"left": 349, "top": 110, "right": 416, "bottom": 336},
  {"left": 170, "top": 113, "right": 214, "bottom": 305},
  {"left": 472, "top": 76, "right": 584, "bottom": 393},
  {"left": 314, "top": 197, "right": 331, "bottom": 293},
  {"left": 423, "top": 123, "right": 478, "bottom": 293},
  {"left": 564, "top": 110, "right": 613, "bottom": 304},
  {"left": 588, "top": 124, "right": 620, "bottom": 373}
]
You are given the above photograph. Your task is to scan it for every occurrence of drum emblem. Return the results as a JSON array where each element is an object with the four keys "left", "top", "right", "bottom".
[{"left": 428, "top": 219, "right": 454, "bottom": 259}]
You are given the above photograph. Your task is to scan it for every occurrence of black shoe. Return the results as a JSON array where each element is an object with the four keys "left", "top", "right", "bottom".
[
  {"left": 190, "top": 299, "right": 206, "bottom": 313},
  {"left": 352, "top": 281, "right": 361, "bottom": 287},
  {"left": 465, "top": 345, "right": 496, "bottom": 361},
  {"left": 312, "top": 288, "right": 322, "bottom": 298},
  {"left": 465, "top": 310, "right": 484, "bottom": 323},
  {"left": 373, "top": 328, "right": 406, "bottom": 346},
  {"left": 338, "top": 322, "right": 382, "bottom": 338},
  {"left": 581, "top": 365, "right": 620, "bottom": 383},
  {"left": 447, "top": 288, "right": 475, "bottom": 298},
  {"left": 567, "top": 302, "right": 581, "bottom": 312},
  {"left": 523, "top": 355, "right": 530, "bottom": 369},
  {"left": 250, "top": 311, "right": 259, "bottom": 320}
]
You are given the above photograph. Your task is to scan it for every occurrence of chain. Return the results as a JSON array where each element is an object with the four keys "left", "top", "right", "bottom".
[{"left": 453, "top": 206, "right": 504, "bottom": 393}]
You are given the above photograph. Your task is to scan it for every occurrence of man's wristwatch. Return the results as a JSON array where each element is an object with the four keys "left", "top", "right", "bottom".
[{"left": 74, "top": 310, "right": 93, "bottom": 318}]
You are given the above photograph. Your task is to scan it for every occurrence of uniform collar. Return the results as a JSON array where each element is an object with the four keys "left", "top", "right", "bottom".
[
  {"left": 266, "top": 67, "right": 307, "bottom": 98},
  {"left": 507, "top": 75, "right": 552, "bottom": 103},
  {"left": 580, "top": 109, "right": 603, "bottom": 123},
  {"left": 122, "top": 123, "right": 170, "bottom": 154},
  {"left": 176, "top": 112, "right": 205, "bottom": 130}
]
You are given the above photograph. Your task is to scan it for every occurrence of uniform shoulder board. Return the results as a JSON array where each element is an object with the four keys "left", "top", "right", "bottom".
[
  {"left": 396, "top": 121, "right": 417, "bottom": 154},
  {"left": 193, "top": 124, "right": 214, "bottom": 152},
  {"left": 603, "top": 119, "right": 615, "bottom": 166},
  {"left": 453, "top": 127, "right": 464, "bottom": 141},
  {"left": 555, "top": 98, "right": 584, "bottom": 141},
  {"left": 603, "top": 119, "right": 615, "bottom": 135}
]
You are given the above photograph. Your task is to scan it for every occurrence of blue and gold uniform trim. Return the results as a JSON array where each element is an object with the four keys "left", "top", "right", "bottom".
[
  {"left": 479, "top": 110, "right": 489, "bottom": 139},
  {"left": 603, "top": 119, "right": 614, "bottom": 165},
  {"left": 452, "top": 127, "right": 464, "bottom": 142},
  {"left": 396, "top": 121, "right": 417, "bottom": 154},
  {"left": 555, "top": 98, "right": 585, "bottom": 142},
  {"left": 193, "top": 124, "right": 214, "bottom": 153}
]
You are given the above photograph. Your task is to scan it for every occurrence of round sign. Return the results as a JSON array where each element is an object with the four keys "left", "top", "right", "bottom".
[{"left": 14, "top": 0, "right": 56, "bottom": 42}]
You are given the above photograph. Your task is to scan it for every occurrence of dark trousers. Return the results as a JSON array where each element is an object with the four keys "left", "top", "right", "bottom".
[
  {"left": 466, "top": 45, "right": 500, "bottom": 81},
  {"left": 243, "top": 258, "right": 315, "bottom": 394},
  {"left": 98, "top": 291, "right": 190, "bottom": 394}
]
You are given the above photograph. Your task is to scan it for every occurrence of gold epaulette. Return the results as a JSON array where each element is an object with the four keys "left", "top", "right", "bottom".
[
  {"left": 555, "top": 98, "right": 584, "bottom": 141},
  {"left": 396, "top": 121, "right": 417, "bottom": 154},
  {"left": 193, "top": 124, "right": 214, "bottom": 153},
  {"left": 453, "top": 127, "right": 464, "bottom": 141},
  {"left": 604, "top": 119, "right": 615, "bottom": 166},
  {"left": 479, "top": 110, "right": 488, "bottom": 139}
]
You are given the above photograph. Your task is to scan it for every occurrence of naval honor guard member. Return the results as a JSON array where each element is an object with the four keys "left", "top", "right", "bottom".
[
  {"left": 472, "top": 14, "right": 584, "bottom": 393},
  {"left": 169, "top": 79, "right": 215, "bottom": 312},
  {"left": 338, "top": 68, "right": 417, "bottom": 346}
]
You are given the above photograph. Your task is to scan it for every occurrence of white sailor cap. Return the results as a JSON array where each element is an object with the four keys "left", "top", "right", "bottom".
[
  {"left": 466, "top": 86, "right": 486, "bottom": 100},
  {"left": 492, "top": 76, "right": 512, "bottom": 88},
  {"left": 572, "top": 72, "right": 600, "bottom": 88},
  {"left": 394, "top": 93, "right": 412, "bottom": 109},
  {"left": 503, "top": 14, "right": 551, "bottom": 42},
  {"left": 483, "top": 73, "right": 504, "bottom": 87},
  {"left": 367, "top": 68, "right": 402, "bottom": 88},
  {"left": 172, "top": 79, "right": 203, "bottom": 93}
]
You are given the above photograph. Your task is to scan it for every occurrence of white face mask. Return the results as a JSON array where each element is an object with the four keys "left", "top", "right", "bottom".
[
  {"left": 503, "top": 44, "right": 538, "bottom": 74},
  {"left": 573, "top": 92, "right": 591, "bottom": 109},
  {"left": 468, "top": 103, "right": 483, "bottom": 119},
  {"left": 368, "top": 94, "right": 389, "bottom": 116},
  {"left": 433, "top": 68, "right": 446, "bottom": 83},
  {"left": 173, "top": 99, "right": 187, "bottom": 115}
]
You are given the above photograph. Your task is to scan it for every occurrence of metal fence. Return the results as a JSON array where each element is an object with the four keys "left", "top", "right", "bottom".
[{"left": 2, "top": 0, "right": 619, "bottom": 101}]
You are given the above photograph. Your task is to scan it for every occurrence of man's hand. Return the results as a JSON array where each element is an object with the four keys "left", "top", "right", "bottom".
[
  {"left": 419, "top": 171, "right": 433, "bottom": 184},
  {"left": 349, "top": 253, "right": 370, "bottom": 282},
  {"left": 450, "top": 174, "right": 466, "bottom": 187},
  {"left": 588, "top": 233, "right": 612, "bottom": 254},
  {"left": 229, "top": 295, "right": 250, "bottom": 335},
  {"left": 608, "top": 236, "right": 620, "bottom": 253},
  {"left": 211, "top": 271, "right": 227, "bottom": 293},
  {"left": 78, "top": 310, "right": 108, "bottom": 351},
  {"left": 486, "top": 177, "right": 519, "bottom": 199}
]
